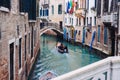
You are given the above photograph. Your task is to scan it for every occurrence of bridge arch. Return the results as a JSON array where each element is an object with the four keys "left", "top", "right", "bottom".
[{"left": 40, "top": 27, "right": 63, "bottom": 36}]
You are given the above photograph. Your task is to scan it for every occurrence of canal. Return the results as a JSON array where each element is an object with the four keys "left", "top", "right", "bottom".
[{"left": 28, "top": 34, "right": 102, "bottom": 80}]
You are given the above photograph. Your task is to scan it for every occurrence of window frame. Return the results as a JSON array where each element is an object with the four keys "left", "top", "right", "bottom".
[
  {"left": 98, "top": 25, "right": 101, "bottom": 42},
  {"left": 104, "top": 27, "right": 108, "bottom": 45},
  {"left": 19, "top": 38, "right": 22, "bottom": 69},
  {"left": 0, "top": 26, "right": 1, "bottom": 40},
  {"left": 58, "top": 4, "right": 62, "bottom": 14},
  {"left": 94, "top": 17, "right": 96, "bottom": 26},
  {"left": 52, "top": 5, "right": 54, "bottom": 14}
]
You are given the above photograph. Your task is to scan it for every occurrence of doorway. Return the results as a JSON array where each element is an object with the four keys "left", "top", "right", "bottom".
[
  {"left": 110, "top": 27, "right": 115, "bottom": 56},
  {"left": 59, "top": 21, "right": 63, "bottom": 30}
]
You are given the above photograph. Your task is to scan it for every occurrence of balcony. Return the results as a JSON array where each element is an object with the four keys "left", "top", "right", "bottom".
[
  {"left": 102, "top": 13, "right": 117, "bottom": 27},
  {"left": 42, "top": 4, "right": 49, "bottom": 8},
  {"left": 75, "top": 8, "right": 85, "bottom": 18}
]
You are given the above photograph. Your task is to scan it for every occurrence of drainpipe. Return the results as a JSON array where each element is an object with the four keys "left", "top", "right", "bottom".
[
  {"left": 116, "top": 0, "right": 119, "bottom": 56},
  {"left": 85, "top": 0, "right": 86, "bottom": 27},
  {"left": 110, "top": 61, "right": 113, "bottom": 80},
  {"left": 62, "top": 0, "right": 66, "bottom": 30}
]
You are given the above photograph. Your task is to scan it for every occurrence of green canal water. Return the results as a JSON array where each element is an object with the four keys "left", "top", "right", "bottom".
[{"left": 28, "top": 34, "right": 102, "bottom": 80}]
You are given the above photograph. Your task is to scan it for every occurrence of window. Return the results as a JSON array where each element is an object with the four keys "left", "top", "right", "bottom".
[
  {"left": 87, "top": 0, "right": 89, "bottom": 10},
  {"left": 52, "top": 5, "right": 54, "bottom": 14},
  {"left": 0, "top": 27, "right": 1, "bottom": 40},
  {"left": 87, "top": 17, "right": 88, "bottom": 25},
  {"left": 95, "top": 0, "right": 96, "bottom": 8},
  {"left": 76, "top": 30, "right": 77, "bottom": 34},
  {"left": 46, "top": 9, "right": 49, "bottom": 16},
  {"left": 65, "top": 18, "right": 67, "bottom": 23},
  {"left": 25, "top": 35, "right": 27, "bottom": 60},
  {"left": 94, "top": 17, "right": 96, "bottom": 25},
  {"left": 45, "top": 9, "right": 47, "bottom": 16},
  {"left": 79, "top": 18, "right": 81, "bottom": 26},
  {"left": 76, "top": 2, "right": 79, "bottom": 10},
  {"left": 104, "top": 27, "right": 108, "bottom": 44},
  {"left": 42, "top": 10, "right": 45, "bottom": 16},
  {"left": 19, "top": 0, "right": 23, "bottom": 12},
  {"left": 25, "top": 24, "right": 26, "bottom": 32},
  {"left": 110, "top": 0, "right": 117, "bottom": 12},
  {"left": 44, "top": 9, "right": 46, "bottom": 16},
  {"left": 17, "top": 25, "right": 19, "bottom": 35},
  {"left": 81, "top": 0, "right": 83, "bottom": 8},
  {"left": 0, "top": 0, "right": 11, "bottom": 9},
  {"left": 58, "top": 4, "right": 62, "bottom": 14},
  {"left": 40, "top": 8, "right": 42, "bottom": 16},
  {"left": 97, "top": 0, "right": 101, "bottom": 17},
  {"left": 103, "top": 0, "right": 109, "bottom": 12},
  {"left": 76, "top": 18, "right": 78, "bottom": 26},
  {"left": 34, "top": 29, "right": 36, "bottom": 46},
  {"left": 98, "top": 25, "right": 100, "bottom": 42},
  {"left": 78, "top": 31, "right": 81, "bottom": 35},
  {"left": 10, "top": 43, "right": 14, "bottom": 80},
  {"left": 69, "top": 18, "right": 71, "bottom": 24},
  {"left": 19, "top": 0, "right": 36, "bottom": 20},
  {"left": 31, "top": 26, "right": 33, "bottom": 58},
  {"left": 28, "top": 33, "right": 30, "bottom": 54},
  {"left": 44, "top": 9, "right": 48, "bottom": 16},
  {"left": 19, "top": 38, "right": 22, "bottom": 69},
  {"left": 90, "top": 17, "right": 92, "bottom": 26},
  {"left": 72, "top": 18, "right": 73, "bottom": 25}
]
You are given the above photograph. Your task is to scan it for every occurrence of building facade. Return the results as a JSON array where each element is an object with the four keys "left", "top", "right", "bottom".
[
  {"left": 74, "top": 0, "right": 86, "bottom": 43},
  {"left": 0, "top": 0, "right": 40, "bottom": 80},
  {"left": 39, "top": 0, "right": 65, "bottom": 30},
  {"left": 49, "top": 0, "right": 65, "bottom": 30},
  {"left": 64, "top": 0, "right": 97, "bottom": 46},
  {"left": 39, "top": 0, "right": 49, "bottom": 19},
  {"left": 118, "top": 1, "right": 120, "bottom": 55},
  {"left": 64, "top": 0, "right": 78, "bottom": 41},
  {"left": 64, "top": 0, "right": 120, "bottom": 56},
  {"left": 96, "top": 0, "right": 118, "bottom": 56},
  {"left": 84, "top": 0, "right": 97, "bottom": 47}
]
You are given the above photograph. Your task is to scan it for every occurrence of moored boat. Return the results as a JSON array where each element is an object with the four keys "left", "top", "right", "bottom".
[{"left": 39, "top": 71, "right": 57, "bottom": 80}]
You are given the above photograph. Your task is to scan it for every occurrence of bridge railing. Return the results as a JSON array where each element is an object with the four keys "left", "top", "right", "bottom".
[
  {"left": 40, "top": 22, "right": 63, "bottom": 32},
  {"left": 52, "top": 56, "right": 120, "bottom": 80}
]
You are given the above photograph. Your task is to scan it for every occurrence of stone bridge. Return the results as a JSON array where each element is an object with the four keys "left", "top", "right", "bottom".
[{"left": 39, "top": 22, "right": 63, "bottom": 36}]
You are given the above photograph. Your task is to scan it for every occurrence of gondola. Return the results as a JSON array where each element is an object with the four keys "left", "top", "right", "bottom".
[
  {"left": 39, "top": 71, "right": 57, "bottom": 80},
  {"left": 56, "top": 42, "right": 68, "bottom": 53}
]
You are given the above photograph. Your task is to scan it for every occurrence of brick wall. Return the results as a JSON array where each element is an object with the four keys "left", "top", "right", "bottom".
[
  {"left": 0, "top": 7, "right": 40, "bottom": 80},
  {"left": 96, "top": 19, "right": 111, "bottom": 55}
]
